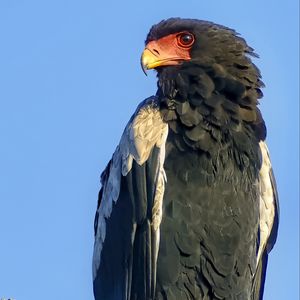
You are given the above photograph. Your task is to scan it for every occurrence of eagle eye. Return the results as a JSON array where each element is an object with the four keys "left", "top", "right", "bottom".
[{"left": 177, "top": 32, "right": 195, "bottom": 48}]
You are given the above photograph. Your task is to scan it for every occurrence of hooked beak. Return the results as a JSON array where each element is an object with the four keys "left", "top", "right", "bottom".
[
  {"left": 140, "top": 47, "right": 183, "bottom": 76},
  {"left": 140, "top": 40, "right": 190, "bottom": 75},
  {"left": 140, "top": 49, "right": 150, "bottom": 76},
  {"left": 140, "top": 48, "right": 171, "bottom": 76}
]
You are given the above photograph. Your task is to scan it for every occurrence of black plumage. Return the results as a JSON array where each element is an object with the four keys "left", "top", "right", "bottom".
[{"left": 93, "top": 18, "right": 279, "bottom": 300}]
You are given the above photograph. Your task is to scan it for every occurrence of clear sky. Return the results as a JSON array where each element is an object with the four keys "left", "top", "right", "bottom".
[{"left": 0, "top": 1, "right": 298, "bottom": 299}]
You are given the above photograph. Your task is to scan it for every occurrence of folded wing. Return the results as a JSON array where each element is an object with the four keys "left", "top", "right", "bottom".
[
  {"left": 93, "top": 96, "right": 168, "bottom": 300},
  {"left": 252, "top": 141, "right": 279, "bottom": 300}
]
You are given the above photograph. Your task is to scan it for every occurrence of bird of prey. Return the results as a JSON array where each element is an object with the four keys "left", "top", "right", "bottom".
[{"left": 92, "top": 18, "right": 279, "bottom": 300}]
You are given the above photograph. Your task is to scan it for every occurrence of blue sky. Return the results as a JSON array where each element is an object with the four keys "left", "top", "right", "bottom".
[{"left": 0, "top": 1, "right": 298, "bottom": 299}]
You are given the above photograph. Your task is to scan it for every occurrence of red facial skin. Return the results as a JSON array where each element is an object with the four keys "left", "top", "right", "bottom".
[{"left": 141, "top": 32, "right": 195, "bottom": 71}]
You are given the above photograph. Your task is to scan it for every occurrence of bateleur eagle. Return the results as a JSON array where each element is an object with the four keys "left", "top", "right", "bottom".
[{"left": 92, "top": 18, "right": 279, "bottom": 300}]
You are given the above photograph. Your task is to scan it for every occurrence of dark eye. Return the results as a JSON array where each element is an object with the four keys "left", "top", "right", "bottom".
[{"left": 177, "top": 32, "right": 195, "bottom": 48}]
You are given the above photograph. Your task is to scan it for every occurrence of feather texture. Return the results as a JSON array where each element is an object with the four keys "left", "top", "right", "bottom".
[{"left": 93, "top": 97, "right": 168, "bottom": 299}]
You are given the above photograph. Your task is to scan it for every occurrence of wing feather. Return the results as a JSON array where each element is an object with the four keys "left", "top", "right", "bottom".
[
  {"left": 251, "top": 141, "right": 279, "bottom": 299},
  {"left": 93, "top": 96, "right": 168, "bottom": 300}
]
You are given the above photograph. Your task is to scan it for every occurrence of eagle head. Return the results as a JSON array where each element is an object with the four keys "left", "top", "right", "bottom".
[
  {"left": 141, "top": 18, "right": 260, "bottom": 78},
  {"left": 141, "top": 18, "right": 266, "bottom": 141}
]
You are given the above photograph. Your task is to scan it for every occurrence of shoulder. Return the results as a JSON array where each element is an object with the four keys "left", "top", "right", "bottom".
[
  {"left": 119, "top": 96, "right": 168, "bottom": 175},
  {"left": 97, "top": 95, "right": 169, "bottom": 216},
  {"left": 257, "top": 141, "right": 279, "bottom": 260}
]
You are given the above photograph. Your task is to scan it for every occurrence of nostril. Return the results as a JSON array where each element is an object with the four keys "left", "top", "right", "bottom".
[{"left": 153, "top": 49, "right": 160, "bottom": 55}]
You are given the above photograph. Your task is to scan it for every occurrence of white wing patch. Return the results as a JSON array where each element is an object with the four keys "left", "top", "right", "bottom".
[
  {"left": 93, "top": 97, "right": 168, "bottom": 279},
  {"left": 257, "top": 141, "right": 276, "bottom": 265}
]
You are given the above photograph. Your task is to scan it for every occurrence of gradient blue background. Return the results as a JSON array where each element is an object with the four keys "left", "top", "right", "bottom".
[{"left": 0, "top": 1, "right": 298, "bottom": 299}]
